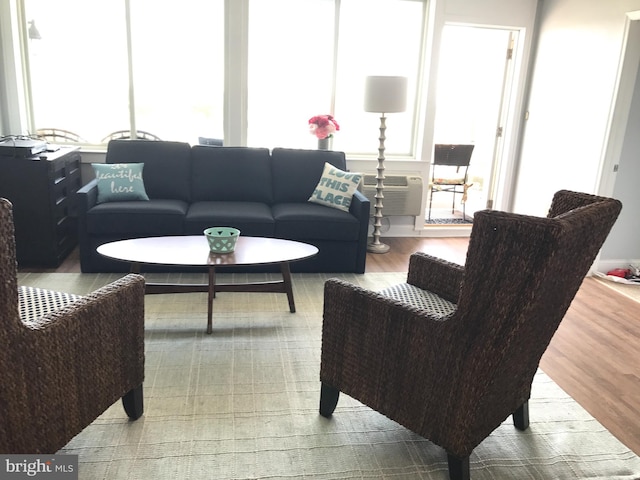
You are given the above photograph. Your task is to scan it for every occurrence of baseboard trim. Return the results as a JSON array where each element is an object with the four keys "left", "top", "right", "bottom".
[{"left": 596, "top": 258, "right": 640, "bottom": 274}]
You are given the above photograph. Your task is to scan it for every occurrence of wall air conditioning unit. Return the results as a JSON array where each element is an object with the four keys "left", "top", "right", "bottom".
[{"left": 361, "top": 175, "right": 423, "bottom": 216}]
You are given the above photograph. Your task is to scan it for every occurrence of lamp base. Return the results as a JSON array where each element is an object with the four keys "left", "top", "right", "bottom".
[{"left": 367, "top": 241, "right": 390, "bottom": 254}]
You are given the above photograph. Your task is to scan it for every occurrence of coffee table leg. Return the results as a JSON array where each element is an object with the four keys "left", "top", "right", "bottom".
[
  {"left": 280, "top": 262, "right": 296, "bottom": 313},
  {"left": 207, "top": 266, "right": 216, "bottom": 334}
]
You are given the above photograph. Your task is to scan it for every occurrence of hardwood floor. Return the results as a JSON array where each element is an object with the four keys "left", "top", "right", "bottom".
[
  {"left": 540, "top": 279, "right": 640, "bottom": 456},
  {"left": 26, "top": 237, "right": 640, "bottom": 456}
]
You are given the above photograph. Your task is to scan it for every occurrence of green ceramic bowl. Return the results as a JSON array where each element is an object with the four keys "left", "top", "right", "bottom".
[{"left": 203, "top": 227, "right": 240, "bottom": 253}]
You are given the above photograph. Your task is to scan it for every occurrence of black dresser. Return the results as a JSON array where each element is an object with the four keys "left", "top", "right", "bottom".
[{"left": 0, "top": 146, "right": 81, "bottom": 267}]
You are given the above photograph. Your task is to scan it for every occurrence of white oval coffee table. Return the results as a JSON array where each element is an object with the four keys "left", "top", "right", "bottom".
[{"left": 97, "top": 236, "right": 319, "bottom": 333}]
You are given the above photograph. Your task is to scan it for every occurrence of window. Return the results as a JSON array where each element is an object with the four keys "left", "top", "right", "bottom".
[
  {"left": 22, "top": 0, "right": 425, "bottom": 156},
  {"left": 247, "top": 0, "right": 425, "bottom": 156},
  {"left": 247, "top": 0, "right": 336, "bottom": 150},
  {"left": 23, "top": 0, "right": 224, "bottom": 145},
  {"left": 24, "top": 0, "right": 129, "bottom": 144},
  {"left": 129, "top": 1, "right": 224, "bottom": 144},
  {"left": 334, "top": 0, "right": 423, "bottom": 156}
]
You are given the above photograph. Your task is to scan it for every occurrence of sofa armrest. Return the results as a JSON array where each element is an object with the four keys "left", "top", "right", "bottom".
[
  {"left": 77, "top": 178, "right": 98, "bottom": 214},
  {"left": 407, "top": 252, "right": 464, "bottom": 303},
  {"left": 349, "top": 190, "right": 370, "bottom": 274},
  {"left": 349, "top": 189, "right": 370, "bottom": 219},
  {"left": 76, "top": 179, "right": 98, "bottom": 271}
]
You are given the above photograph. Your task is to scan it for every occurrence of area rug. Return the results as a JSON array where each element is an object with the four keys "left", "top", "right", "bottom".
[{"left": 17, "top": 272, "right": 640, "bottom": 480}]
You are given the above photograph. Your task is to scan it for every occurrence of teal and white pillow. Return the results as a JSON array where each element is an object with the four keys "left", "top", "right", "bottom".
[
  {"left": 92, "top": 163, "right": 149, "bottom": 204},
  {"left": 308, "top": 162, "right": 362, "bottom": 212}
]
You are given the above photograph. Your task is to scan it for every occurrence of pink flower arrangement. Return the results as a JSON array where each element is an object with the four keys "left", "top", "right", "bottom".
[{"left": 308, "top": 114, "right": 340, "bottom": 140}]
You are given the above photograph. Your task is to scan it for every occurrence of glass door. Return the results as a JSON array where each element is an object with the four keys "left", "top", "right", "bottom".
[{"left": 427, "top": 25, "right": 518, "bottom": 225}]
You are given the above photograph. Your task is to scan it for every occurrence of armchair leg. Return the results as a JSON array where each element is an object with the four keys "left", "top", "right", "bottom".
[
  {"left": 447, "top": 453, "right": 470, "bottom": 480},
  {"left": 513, "top": 400, "right": 529, "bottom": 430},
  {"left": 122, "top": 384, "right": 144, "bottom": 420},
  {"left": 319, "top": 382, "right": 340, "bottom": 418}
]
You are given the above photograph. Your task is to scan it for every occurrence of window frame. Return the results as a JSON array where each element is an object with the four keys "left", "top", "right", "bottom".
[{"left": 16, "top": 0, "right": 430, "bottom": 161}]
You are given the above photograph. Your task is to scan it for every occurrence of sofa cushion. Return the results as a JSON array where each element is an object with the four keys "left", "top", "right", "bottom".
[
  {"left": 308, "top": 162, "right": 362, "bottom": 212},
  {"left": 185, "top": 201, "right": 275, "bottom": 236},
  {"left": 106, "top": 139, "right": 192, "bottom": 202},
  {"left": 191, "top": 146, "right": 273, "bottom": 203},
  {"left": 271, "top": 148, "right": 347, "bottom": 204},
  {"left": 272, "top": 203, "right": 361, "bottom": 241},
  {"left": 92, "top": 163, "right": 149, "bottom": 204},
  {"left": 86, "top": 199, "right": 188, "bottom": 235}
]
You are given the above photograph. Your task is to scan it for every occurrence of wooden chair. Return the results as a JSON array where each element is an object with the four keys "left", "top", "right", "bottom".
[
  {"left": 0, "top": 198, "right": 146, "bottom": 453},
  {"left": 101, "top": 130, "right": 162, "bottom": 143},
  {"left": 36, "top": 128, "right": 86, "bottom": 143},
  {"left": 428, "top": 144, "right": 475, "bottom": 221},
  {"left": 319, "top": 190, "right": 622, "bottom": 480}
]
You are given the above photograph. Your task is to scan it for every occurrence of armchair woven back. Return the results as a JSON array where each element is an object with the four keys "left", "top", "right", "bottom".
[
  {"left": 449, "top": 190, "right": 622, "bottom": 451},
  {"left": 320, "top": 190, "right": 622, "bottom": 462}
]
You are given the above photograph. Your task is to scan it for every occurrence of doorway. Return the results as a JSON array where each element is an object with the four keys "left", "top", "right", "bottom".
[
  {"left": 597, "top": 11, "right": 640, "bottom": 267},
  {"left": 426, "top": 25, "right": 518, "bottom": 225}
]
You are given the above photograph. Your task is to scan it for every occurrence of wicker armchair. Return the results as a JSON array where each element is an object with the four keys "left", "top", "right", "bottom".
[
  {"left": 0, "top": 198, "right": 146, "bottom": 454},
  {"left": 319, "top": 190, "right": 622, "bottom": 480}
]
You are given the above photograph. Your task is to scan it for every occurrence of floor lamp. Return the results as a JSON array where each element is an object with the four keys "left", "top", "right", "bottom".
[{"left": 364, "top": 76, "right": 408, "bottom": 254}]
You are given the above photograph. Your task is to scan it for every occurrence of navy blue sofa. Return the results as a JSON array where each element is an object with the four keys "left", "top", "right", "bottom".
[{"left": 77, "top": 140, "right": 369, "bottom": 273}]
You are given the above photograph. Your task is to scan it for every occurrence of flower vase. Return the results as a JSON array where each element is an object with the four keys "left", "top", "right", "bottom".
[{"left": 317, "top": 137, "right": 332, "bottom": 150}]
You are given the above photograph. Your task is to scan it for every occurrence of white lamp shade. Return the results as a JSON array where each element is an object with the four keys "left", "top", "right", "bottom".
[{"left": 364, "top": 76, "right": 408, "bottom": 113}]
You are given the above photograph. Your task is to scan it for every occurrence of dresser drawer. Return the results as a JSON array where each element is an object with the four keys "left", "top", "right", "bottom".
[
  {"left": 55, "top": 215, "right": 75, "bottom": 242},
  {"left": 53, "top": 180, "right": 71, "bottom": 206},
  {"left": 53, "top": 199, "right": 70, "bottom": 227},
  {"left": 3, "top": 146, "right": 82, "bottom": 267}
]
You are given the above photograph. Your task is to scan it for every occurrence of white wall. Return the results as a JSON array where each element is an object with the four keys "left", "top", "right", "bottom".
[
  {"left": 514, "top": 0, "right": 640, "bottom": 215},
  {"left": 514, "top": 0, "right": 640, "bottom": 272},
  {"left": 599, "top": 58, "right": 640, "bottom": 267}
]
